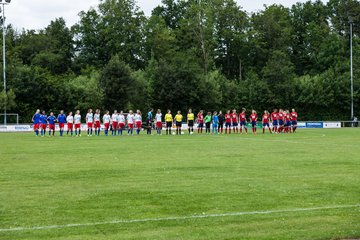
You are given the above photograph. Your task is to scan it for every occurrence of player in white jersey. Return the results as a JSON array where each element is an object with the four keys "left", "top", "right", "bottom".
[
  {"left": 155, "top": 109, "right": 163, "bottom": 135},
  {"left": 74, "top": 110, "right": 82, "bottom": 137},
  {"left": 94, "top": 109, "right": 101, "bottom": 136},
  {"left": 111, "top": 110, "right": 118, "bottom": 136},
  {"left": 66, "top": 112, "right": 74, "bottom": 136},
  {"left": 135, "top": 110, "right": 142, "bottom": 135},
  {"left": 118, "top": 111, "right": 126, "bottom": 135},
  {"left": 103, "top": 111, "right": 111, "bottom": 136},
  {"left": 127, "top": 110, "right": 135, "bottom": 135},
  {"left": 86, "top": 109, "right": 94, "bottom": 136}
]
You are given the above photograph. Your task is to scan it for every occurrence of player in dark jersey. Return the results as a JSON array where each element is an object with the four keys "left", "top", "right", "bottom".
[{"left": 217, "top": 111, "right": 224, "bottom": 134}]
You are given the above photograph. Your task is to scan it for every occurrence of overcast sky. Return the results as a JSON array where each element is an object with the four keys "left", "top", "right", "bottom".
[{"left": 5, "top": 0, "right": 328, "bottom": 31}]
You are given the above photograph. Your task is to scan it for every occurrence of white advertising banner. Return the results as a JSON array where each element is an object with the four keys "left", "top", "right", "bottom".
[
  {"left": 323, "top": 122, "right": 341, "bottom": 129},
  {"left": 297, "top": 122, "right": 306, "bottom": 129}
]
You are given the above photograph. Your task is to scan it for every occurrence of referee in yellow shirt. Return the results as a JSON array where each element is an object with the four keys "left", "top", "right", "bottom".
[
  {"left": 174, "top": 111, "right": 183, "bottom": 135},
  {"left": 165, "top": 110, "right": 173, "bottom": 135},
  {"left": 187, "top": 109, "right": 195, "bottom": 134}
]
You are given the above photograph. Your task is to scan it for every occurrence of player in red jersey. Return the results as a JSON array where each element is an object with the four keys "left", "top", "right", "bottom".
[
  {"left": 271, "top": 109, "right": 278, "bottom": 133},
  {"left": 231, "top": 109, "right": 239, "bottom": 133},
  {"left": 262, "top": 110, "right": 272, "bottom": 134},
  {"left": 291, "top": 108, "right": 298, "bottom": 133},
  {"left": 224, "top": 110, "right": 232, "bottom": 134},
  {"left": 239, "top": 108, "right": 248, "bottom": 134},
  {"left": 197, "top": 110, "right": 204, "bottom": 134},
  {"left": 284, "top": 110, "right": 292, "bottom": 133},
  {"left": 250, "top": 110, "right": 258, "bottom": 134},
  {"left": 277, "top": 109, "right": 285, "bottom": 133}
]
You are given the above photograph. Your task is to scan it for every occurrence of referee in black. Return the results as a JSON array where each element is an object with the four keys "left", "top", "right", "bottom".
[{"left": 146, "top": 108, "right": 153, "bottom": 135}]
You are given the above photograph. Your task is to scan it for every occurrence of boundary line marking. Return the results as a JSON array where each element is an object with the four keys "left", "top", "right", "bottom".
[{"left": 0, "top": 204, "right": 359, "bottom": 232}]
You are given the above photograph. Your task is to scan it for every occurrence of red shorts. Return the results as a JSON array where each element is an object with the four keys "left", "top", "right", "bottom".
[
  {"left": 95, "top": 121, "right": 101, "bottom": 129},
  {"left": 136, "top": 122, "right": 142, "bottom": 129},
  {"left": 67, "top": 123, "right": 73, "bottom": 130},
  {"left": 59, "top": 123, "right": 65, "bottom": 128},
  {"left": 33, "top": 124, "right": 40, "bottom": 130},
  {"left": 49, "top": 124, "right": 55, "bottom": 130},
  {"left": 75, "top": 124, "right": 81, "bottom": 129},
  {"left": 112, "top": 122, "right": 118, "bottom": 129},
  {"left": 119, "top": 123, "right": 125, "bottom": 129},
  {"left": 41, "top": 124, "right": 47, "bottom": 130},
  {"left": 156, "top": 122, "right": 162, "bottom": 129},
  {"left": 87, "top": 122, "right": 93, "bottom": 128},
  {"left": 104, "top": 123, "right": 110, "bottom": 130},
  {"left": 128, "top": 123, "right": 134, "bottom": 129}
]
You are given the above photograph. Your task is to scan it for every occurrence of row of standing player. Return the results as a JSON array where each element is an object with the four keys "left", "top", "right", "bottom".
[
  {"left": 32, "top": 108, "right": 298, "bottom": 137},
  {"left": 32, "top": 109, "right": 145, "bottom": 137},
  {"left": 163, "top": 108, "right": 298, "bottom": 135}
]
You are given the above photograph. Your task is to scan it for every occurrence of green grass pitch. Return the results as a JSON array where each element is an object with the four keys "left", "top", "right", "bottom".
[{"left": 0, "top": 129, "right": 359, "bottom": 240}]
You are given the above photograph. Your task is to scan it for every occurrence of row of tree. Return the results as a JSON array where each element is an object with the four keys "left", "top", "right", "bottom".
[{"left": 0, "top": 0, "right": 359, "bottom": 122}]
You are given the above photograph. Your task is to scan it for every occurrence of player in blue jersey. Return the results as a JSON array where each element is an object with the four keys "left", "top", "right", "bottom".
[
  {"left": 47, "top": 112, "right": 57, "bottom": 136},
  {"left": 39, "top": 111, "right": 48, "bottom": 137},
  {"left": 57, "top": 110, "right": 67, "bottom": 137},
  {"left": 40, "top": 111, "right": 47, "bottom": 137},
  {"left": 212, "top": 111, "right": 219, "bottom": 134},
  {"left": 32, "top": 109, "right": 41, "bottom": 136}
]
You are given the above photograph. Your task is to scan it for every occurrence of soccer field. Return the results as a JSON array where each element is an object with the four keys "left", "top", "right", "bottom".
[{"left": 0, "top": 129, "right": 359, "bottom": 240}]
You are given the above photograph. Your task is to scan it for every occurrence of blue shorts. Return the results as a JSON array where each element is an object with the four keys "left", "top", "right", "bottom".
[
  {"left": 286, "top": 121, "right": 291, "bottom": 127},
  {"left": 212, "top": 124, "right": 218, "bottom": 128},
  {"left": 232, "top": 122, "right": 238, "bottom": 127},
  {"left": 225, "top": 122, "right": 231, "bottom": 127},
  {"left": 252, "top": 121, "right": 257, "bottom": 127},
  {"left": 279, "top": 120, "right": 284, "bottom": 126},
  {"left": 240, "top": 121, "right": 247, "bottom": 127},
  {"left": 292, "top": 121, "right": 297, "bottom": 126},
  {"left": 273, "top": 120, "right": 278, "bottom": 126},
  {"left": 263, "top": 123, "right": 270, "bottom": 127},
  {"left": 198, "top": 123, "right": 204, "bottom": 128}
]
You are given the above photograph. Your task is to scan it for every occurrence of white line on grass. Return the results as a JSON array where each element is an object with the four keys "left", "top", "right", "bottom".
[{"left": 0, "top": 204, "right": 359, "bottom": 232}]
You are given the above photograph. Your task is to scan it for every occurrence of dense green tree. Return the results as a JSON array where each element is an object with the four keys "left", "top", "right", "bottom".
[
  {"left": 1, "top": 0, "right": 359, "bottom": 122},
  {"left": 74, "top": 0, "right": 147, "bottom": 70},
  {"left": 327, "top": 0, "right": 360, "bottom": 36},
  {"left": 250, "top": 5, "right": 293, "bottom": 69},
  {"left": 0, "top": 89, "right": 16, "bottom": 111},
  {"left": 100, "top": 55, "right": 135, "bottom": 110},
  {"left": 67, "top": 69, "right": 104, "bottom": 112},
  {"left": 14, "top": 18, "right": 73, "bottom": 74},
  {"left": 290, "top": 1, "right": 330, "bottom": 75},
  {"left": 152, "top": 0, "right": 189, "bottom": 30},
  {"left": 72, "top": 9, "right": 105, "bottom": 68},
  {"left": 148, "top": 52, "right": 203, "bottom": 112},
  {"left": 212, "top": 0, "right": 249, "bottom": 80}
]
